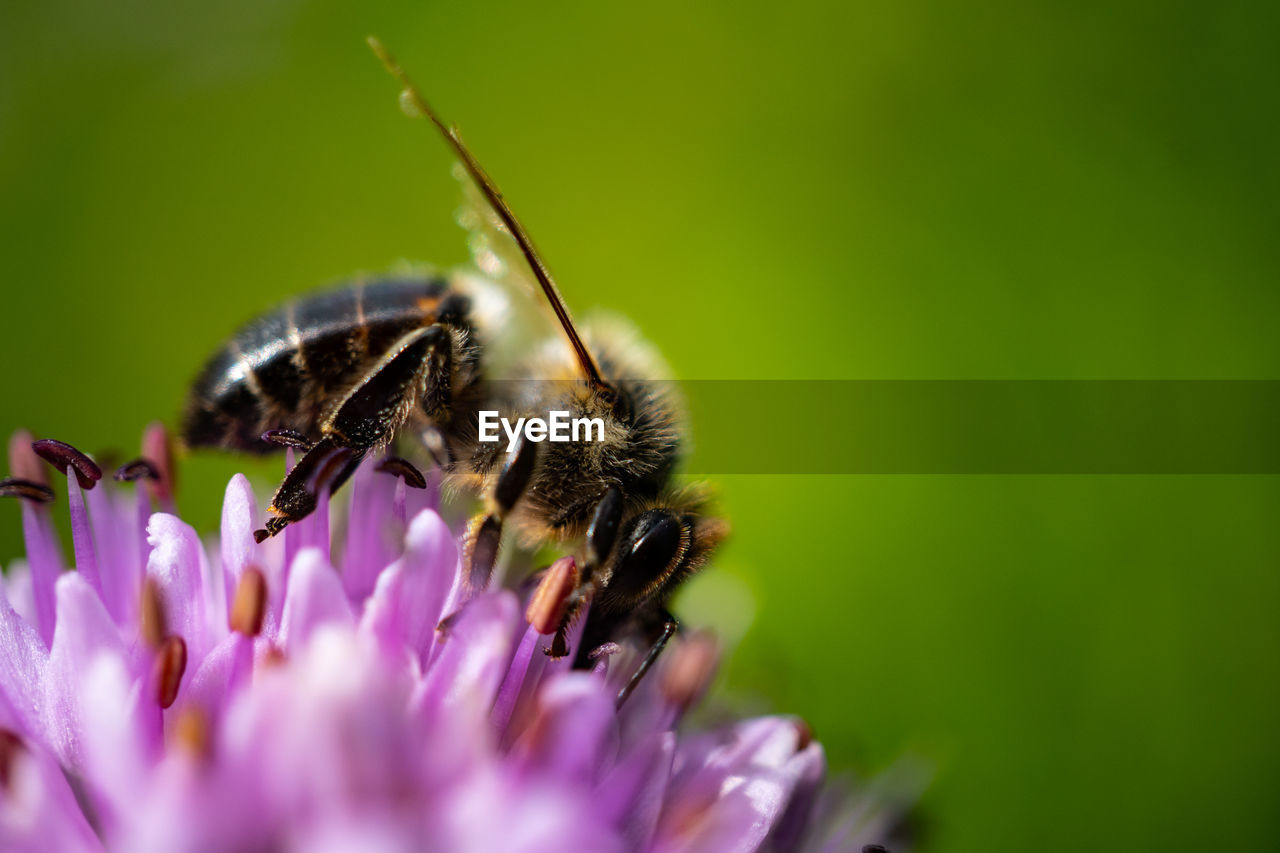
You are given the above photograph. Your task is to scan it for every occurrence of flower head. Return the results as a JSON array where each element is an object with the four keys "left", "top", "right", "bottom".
[{"left": 0, "top": 428, "right": 910, "bottom": 851}]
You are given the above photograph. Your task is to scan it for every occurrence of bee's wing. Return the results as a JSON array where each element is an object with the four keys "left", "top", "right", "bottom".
[
  {"left": 453, "top": 163, "right": 543, "bottom": 299},
  {"left": 451, "top": 163, "right": 564, "bottom": 372}
]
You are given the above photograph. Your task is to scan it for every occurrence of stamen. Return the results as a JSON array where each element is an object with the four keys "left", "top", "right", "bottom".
[
  {"left": 376, "top": 456, "right": 428, "bottom": 489},
  {"left": 140, "top": 577, "right": 167, "bottom": 649},
  {"left": 141, "top": 422, "right": 176, "bottom": 505},
  {"left": 229, "top": 567, "right": 267, "bottom": 636},
  {"left": 659, "top": 629, "right": 719, "bottom": 713},
  {"left": 154, "top": 636, "right": 188, "bottom": 709},
  {"left": 0, "top": 729, "right": 23, "bottom": 791},
  {"left": 261, "top": 428, "right": 313, "bottom": 450},
  {"left": 526, "top": 556, "right": 578, "bottom": 636},
  {"left": 0, "top": 478, "right": 54, "bottom": 503},
  {"left": 7, "top": 429, "right": 47, "bottom": 487},
  {"left": 114, "top": 458, "right": 160, "bottom": 483},
  {"left": 32, "top": 439, "right": 102, "bottom": 490}
]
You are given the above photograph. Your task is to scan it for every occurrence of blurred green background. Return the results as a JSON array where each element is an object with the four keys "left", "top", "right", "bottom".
[{"left": 2, "top": 1, "right": 1278, "bottom": 850}]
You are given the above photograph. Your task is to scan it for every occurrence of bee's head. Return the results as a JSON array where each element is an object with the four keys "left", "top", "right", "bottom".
[{"left": 593, "top": 487, "right": 729, "bottom": 615}]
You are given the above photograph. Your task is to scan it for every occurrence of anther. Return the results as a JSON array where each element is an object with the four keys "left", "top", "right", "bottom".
[
  {"left": 0, "top": 729, "right": 24, "bottom": 792},
  {"left": 862, "top": 846, "right": 890, "bottom": 853},
  {"left": 794, "top": 718, "right": 815, "bottom": 752},
  {"left": 140, "top": 577, "right": 167, "bottom": 649},
  {"left": 376, "top": 456, "right": 428, "bottom": 489},
  {"left": 0, "top": 478, "right": 54, "bottom": 504},
  {"left": 526, "top": 556, "right": 578, "bottom": 636},
  {"left": 154, "top": 636, "right": 188, "bottom": 709},
  {"left": 8, "top": 430, "right": 47, "bottom": 487},
  {"left": 588, "top": 642, "right": 621, "bottom": 662},
  {"left": 587, "top": 642, "right": 621, "bottom": 676},
  {"left": 261, "top": 428, "right": 313, "bottom": 451},
  {"left": 114, "top": 458, "right": 160, "bottom": 483},
  {"left": 229, "top": 567, "right": 267, "bottom": 636},
  {"left": 659, "top": 629, "right": 719, "bottom": 713},
  {"left": 171, "top": 707, "right": 211, "bottom": 759},
  {"left": 32, "top": 439, "right": 102, "bottom": 490}
]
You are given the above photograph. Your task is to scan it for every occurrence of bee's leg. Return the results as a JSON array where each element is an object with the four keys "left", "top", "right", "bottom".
[
  {"left": 548, "top": 487, "right": 624, "bottom": 659},
  {"left": 464, "top": 435, "right": 538, "bottom": 592},
  {"left": 258, "top": 325, "right": 454, "bottom": 539},
  {"left": 322, "top": 325, "right": 453, "bottom": 449},
  {"left": 255, "top": 438, "right": 360, "bottom": 542},
  {"left": 616, "top": 608, "right": 680, "bottom": 707}
]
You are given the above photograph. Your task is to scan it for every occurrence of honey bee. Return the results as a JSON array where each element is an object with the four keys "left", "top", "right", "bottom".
[{"left": 180, "top": 41, "right": 727, "bottom": 690}]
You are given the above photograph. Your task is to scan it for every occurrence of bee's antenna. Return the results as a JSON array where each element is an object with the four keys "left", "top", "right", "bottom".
[{"left": 367, "top": 37, "right": 610, "bottom": 394}]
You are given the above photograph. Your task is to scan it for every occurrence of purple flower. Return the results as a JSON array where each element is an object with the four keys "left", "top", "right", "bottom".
[{"left": 0, "top": 428, "right": 911, "bottom": 851}]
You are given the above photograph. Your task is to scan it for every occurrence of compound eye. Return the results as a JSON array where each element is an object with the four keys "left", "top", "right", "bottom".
[{"left": 610, "top": 510, "right": 685, "bottom": 600}]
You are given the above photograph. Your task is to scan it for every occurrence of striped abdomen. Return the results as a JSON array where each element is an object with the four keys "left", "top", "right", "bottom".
[{"left": 182, "top": 276, "right": 470, "bottom": 452}]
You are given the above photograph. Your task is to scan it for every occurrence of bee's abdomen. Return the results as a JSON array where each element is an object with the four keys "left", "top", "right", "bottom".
[{"left": 182, "top": 276, "right": 461, "bottom": 452}]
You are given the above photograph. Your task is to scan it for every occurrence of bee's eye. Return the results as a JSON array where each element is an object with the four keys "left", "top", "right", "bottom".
[{"left": 610, "top": 510, "right": 684, "bottom": 598}]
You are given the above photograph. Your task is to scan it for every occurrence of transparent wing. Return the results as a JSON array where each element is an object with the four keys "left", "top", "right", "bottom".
[
  {"left": 450, "top": 163, "right": 560, "bottom": 374},
  {"left": 453, "top": 162, "right": 542, "bottom": 297}
]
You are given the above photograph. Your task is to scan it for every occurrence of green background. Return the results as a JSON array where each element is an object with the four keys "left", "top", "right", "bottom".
[{"left": 2, "top": 1, "right": 1278, "bottom": 850}]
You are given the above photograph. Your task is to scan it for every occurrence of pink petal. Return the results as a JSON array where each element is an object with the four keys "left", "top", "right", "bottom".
[
  {"left": 509, "top": 673, "right": 618, "bottom": 788},
  {"left": 79, "top": 654, "right": 152, "bottom": 838},
  {"left": 417, "top": 591, "right": 518, "bottom": 718},
  {"left": 341, "top": 459, "right": 403, "bottom": 603},
  {"left": 43, "top": 574, "right": 127, "bottom": 769},
  {"left": 0, "top": 737, "right": 102, "bottom": 852},
  {"left": 219, "top": 474, "right": 258, "bottom": 585},
  {"left": 0, "top": 595, "right": 48, "bottom": 739},
  {"left": 18, "top": 502, "right": 62, "bottom": 647},
  {"left": 360, "top": 510, "right": 458, "bottom": 665},
  {"left": 599, "top": 731, "right": 676, "bottom": 850},
  {"left": 280, "top": 548, "right": 353, "bottom": 653},
  {"left": 146, "top": 513, "right": 211, "bottom": 661}
]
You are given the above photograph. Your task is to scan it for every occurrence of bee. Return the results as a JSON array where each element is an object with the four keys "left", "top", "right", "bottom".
[{"left": 180, "top": 41, "right": 727, "bottom": 693}]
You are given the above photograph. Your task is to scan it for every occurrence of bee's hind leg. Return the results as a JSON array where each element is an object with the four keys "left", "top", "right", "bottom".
[
  {"left": 463, "top": 435, "right": 538, "bottom": 593},
  {"left": 256, "top": 324, "right": 455, "bottom": 541},
  {"left": 255, "top": 438, "right": 362, "bottom": 542}
]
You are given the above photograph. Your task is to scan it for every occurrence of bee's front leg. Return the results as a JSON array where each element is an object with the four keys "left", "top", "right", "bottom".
[{"left": 463, "top": 435, "right": 538, "bottom": 593}]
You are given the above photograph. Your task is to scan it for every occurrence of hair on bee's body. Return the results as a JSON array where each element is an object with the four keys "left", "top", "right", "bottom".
[{"left": 181, "top": 39, "right": 727, "bottom": 697}]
